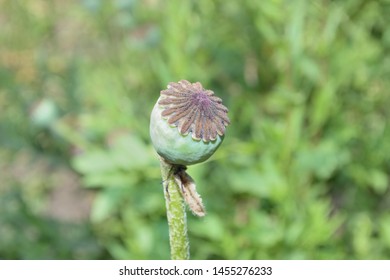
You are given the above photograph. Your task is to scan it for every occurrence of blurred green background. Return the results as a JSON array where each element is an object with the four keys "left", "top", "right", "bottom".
[{"left": 1, "top": 0, "right": 390, "bottom": 259}]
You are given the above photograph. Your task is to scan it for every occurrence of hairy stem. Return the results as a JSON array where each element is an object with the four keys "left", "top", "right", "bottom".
[{"left": 159, "top": 157, "right": 189, "bottom": 260}]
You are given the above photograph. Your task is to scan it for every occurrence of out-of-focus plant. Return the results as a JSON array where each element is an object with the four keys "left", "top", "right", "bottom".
[{"left": 1, "top": 0, "right": 390, "bottom": 260}]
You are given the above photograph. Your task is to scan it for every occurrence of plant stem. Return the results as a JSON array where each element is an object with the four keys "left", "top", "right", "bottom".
[{"left": 159, "top": 157, "right": 189, "bottom": 260}]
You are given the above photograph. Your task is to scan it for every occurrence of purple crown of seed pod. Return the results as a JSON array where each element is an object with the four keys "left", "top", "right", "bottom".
[{"left": 158, "top": 80, "right": 230, "bottom": 142}]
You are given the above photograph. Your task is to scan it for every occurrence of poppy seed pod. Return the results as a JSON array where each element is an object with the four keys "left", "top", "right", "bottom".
[{"left": 150, "top": 80, "right": 230, "bottom": 166}]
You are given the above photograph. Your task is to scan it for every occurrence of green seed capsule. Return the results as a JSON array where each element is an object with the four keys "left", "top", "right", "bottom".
[{"left": 150, "top": 80, "right": 230, "bottom": 166}]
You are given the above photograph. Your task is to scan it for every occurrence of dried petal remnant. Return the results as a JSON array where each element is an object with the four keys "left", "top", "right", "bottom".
[{"left": 158, "top": 80, "right": 230, "bottom": 142}]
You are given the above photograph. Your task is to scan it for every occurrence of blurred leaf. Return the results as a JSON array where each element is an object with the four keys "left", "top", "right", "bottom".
[
  {"left": 352, "top": 213, "right": 373, "bottom": 258},
  {"left": 110, "top": 134, "right": 153, "bottom": 169},
  {"left": 190, "top": 214, "right": 225, "bottom": 241},
  {"left": 91, "top": 188, "right": 126, "bottom": 223},
  {"left": 296, "top": 141, "right": 350, "bottom": 180},
  {"left": 369, "top": 169, "right": 388, "bottom": 194},
  {"left": 73, "top": 150, "right": 116, "bottom": 174}
]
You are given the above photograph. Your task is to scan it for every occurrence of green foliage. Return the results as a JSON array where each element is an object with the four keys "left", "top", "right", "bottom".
[{"left": 1, "top": 0, "right": 390, "bottom": 259}]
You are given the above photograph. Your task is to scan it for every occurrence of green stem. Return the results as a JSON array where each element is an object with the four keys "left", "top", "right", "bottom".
[{"left": 159, "top": 157, "right": 189, "bottom": 260}]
